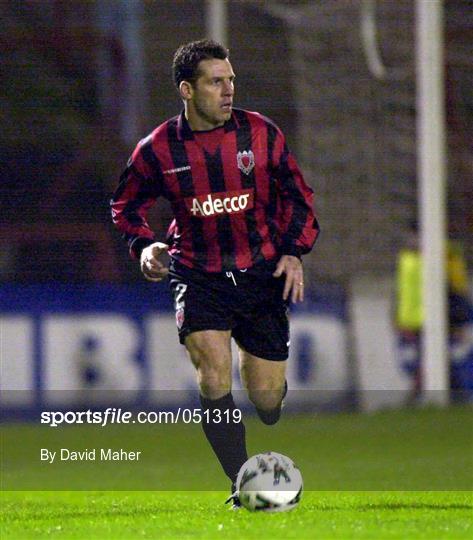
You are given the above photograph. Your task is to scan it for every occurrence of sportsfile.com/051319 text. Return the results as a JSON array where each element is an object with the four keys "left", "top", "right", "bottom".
[{"left": 40, "top": 408, "right": 243, "bottom": 428}]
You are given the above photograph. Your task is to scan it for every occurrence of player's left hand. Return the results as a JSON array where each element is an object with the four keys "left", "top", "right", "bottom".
[{"left": 273, "top": 255, "right": 304, "bottom": 303}]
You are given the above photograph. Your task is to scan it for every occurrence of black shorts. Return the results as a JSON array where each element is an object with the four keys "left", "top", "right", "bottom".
[{"left": 168, "top": 258, "right": 290, "bottom": 361}]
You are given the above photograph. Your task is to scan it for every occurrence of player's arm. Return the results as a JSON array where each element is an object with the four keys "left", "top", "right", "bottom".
[
  {"left": 110, "top": 139, "right": 167, "bottom": 281},
  {"left": 271, "top": 129, "right": 320, "bottom": 302}
]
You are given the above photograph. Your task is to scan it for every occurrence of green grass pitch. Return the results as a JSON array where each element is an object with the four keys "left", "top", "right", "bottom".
[{"left": 1, "top": 406, "right": 472, "bottom": 539}]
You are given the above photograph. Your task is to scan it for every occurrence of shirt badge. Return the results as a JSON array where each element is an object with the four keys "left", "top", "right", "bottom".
[
  {"left": 176, "top": 307, "right": 185, "bottom": 329},
  {"left": 237, "top": 150, "right": 255, "bottom": 175}
]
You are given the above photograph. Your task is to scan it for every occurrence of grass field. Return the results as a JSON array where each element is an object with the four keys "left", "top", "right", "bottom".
[
  {"left": 1, "top": 490, "right": 472, "bottom": 539},
  {"left": 1, "top": 406, "right": 472, "bottom": 539}
]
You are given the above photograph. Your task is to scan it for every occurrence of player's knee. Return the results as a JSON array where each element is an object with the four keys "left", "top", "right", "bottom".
[
  {"left": 198, "top": 367, "right": 231, "bottom": 399},
  {"left": 247, "top": 385, "right": 284, "bottom": 412}
]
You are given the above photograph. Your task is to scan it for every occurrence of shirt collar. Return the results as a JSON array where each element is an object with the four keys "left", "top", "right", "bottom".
[{"left": 176, "top": 110, "right": 240, "bottom": 141}]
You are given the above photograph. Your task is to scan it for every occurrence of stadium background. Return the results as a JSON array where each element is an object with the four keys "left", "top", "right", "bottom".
[
  {"left": 1, "top": 0, "right": 472, "bottom": 408},
  {"left": 1, "top": 0, "right": 472, "bottom": 500}
]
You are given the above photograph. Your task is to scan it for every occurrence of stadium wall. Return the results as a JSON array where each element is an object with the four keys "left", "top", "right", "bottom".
[{"left": 1, "top": 284, "right": 355, "bottom": 416}]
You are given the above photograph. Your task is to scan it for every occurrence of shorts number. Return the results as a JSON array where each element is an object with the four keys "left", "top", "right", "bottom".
[{"left": 175, "top": 283, "right": 187, "bottom": 310}]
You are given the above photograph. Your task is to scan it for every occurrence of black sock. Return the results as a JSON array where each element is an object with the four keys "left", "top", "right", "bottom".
[
  {"left": 256, "top": 380, "right": 288, "bottom": 426},
  {"left": 199, "top": 392, "right": 248, "bottom": 484}
]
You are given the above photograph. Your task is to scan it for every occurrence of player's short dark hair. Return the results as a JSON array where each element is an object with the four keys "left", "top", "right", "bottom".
[{"left": 172, "top": 39, "right": 229, "bottom": 89}]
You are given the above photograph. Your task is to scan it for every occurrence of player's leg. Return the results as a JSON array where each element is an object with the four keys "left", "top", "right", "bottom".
[
  {"left": 239, "top": 349, "right": 287, "bottom": 425},
  {"left": 185, "top": 330, "right": 248, "bottom": 485},
  {"left": 168, "top": 260, "right": 247, "bottom": 496},
  {"left": 232, "top": 268, "right": 289, "bottom": 424}
]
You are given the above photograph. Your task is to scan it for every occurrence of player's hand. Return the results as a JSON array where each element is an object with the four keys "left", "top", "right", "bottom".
[
  {"left": 140, "top": 242, "right": 169, "bottom": 282},
  {"left": 273, "top": 255, "right": 304, "bottom": 303}
]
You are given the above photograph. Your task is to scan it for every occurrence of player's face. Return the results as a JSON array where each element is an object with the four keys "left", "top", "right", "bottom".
[{"left": 187, "top": 58, "right": 235, "bottom": 130}]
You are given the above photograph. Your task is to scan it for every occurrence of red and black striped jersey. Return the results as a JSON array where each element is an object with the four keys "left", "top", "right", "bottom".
[{"left": 111, "top": 108, "right": 319, "bottom": 272}]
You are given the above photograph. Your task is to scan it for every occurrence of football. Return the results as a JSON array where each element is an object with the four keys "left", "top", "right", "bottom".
[{"left": 236, "top": 452, "right": 303, "bottom": 512}]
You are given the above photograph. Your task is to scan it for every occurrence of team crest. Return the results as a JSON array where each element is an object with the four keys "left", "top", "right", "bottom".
[
  {"left": 176, "top": 307, "right": 185, "bottom": 329},
  {"left": 237, "top": 150, "right": 255, "bottom": 175}
]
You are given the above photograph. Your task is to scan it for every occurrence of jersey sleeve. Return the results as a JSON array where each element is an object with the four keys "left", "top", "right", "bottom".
[
  {"left": 272, "top": 128, "right": 320, "bottom": 257},
  {"left": 110, "top": 137, "right": 163, "bottom": 259}
]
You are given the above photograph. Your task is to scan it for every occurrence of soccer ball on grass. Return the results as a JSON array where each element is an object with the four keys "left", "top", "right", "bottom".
[{"left": 236, "top": 452, "right": 303, "bottom": 512}]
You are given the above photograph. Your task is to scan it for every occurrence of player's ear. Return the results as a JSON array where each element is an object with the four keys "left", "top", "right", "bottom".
[{"left": 179, "top": 80, "right": 193, "bottom": 100}]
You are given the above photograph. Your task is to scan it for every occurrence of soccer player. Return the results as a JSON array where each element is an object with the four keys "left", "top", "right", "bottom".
[{"left": 111, "top": 39, "right": 319, "bottom": 507}]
